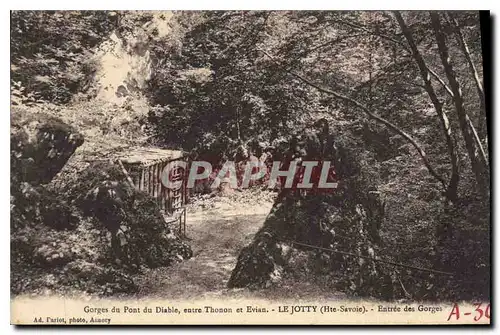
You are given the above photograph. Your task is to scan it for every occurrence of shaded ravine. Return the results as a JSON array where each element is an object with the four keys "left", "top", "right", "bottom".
[{"left": 132, "top": 202, "right": 348, "bottom": 302}]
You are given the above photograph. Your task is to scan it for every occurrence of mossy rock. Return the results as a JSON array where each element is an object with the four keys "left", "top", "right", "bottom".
[{"left": 11, "top": 109, "right": 84, "bottom": 185}]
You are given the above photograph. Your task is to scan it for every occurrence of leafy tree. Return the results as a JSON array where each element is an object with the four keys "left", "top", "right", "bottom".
[{"left": 11, "top": 10, "right": 117, "bottom": 103}]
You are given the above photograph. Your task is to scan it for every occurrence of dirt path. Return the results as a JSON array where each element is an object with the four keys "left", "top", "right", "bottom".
[
  {"left": 133, "top": 203, "right": 270, "bottom": 299},
  {"left": 133, "top": 198, "right": 347, "bottom": 302}
]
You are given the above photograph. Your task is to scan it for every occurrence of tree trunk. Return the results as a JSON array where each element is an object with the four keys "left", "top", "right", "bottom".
[
  {"left": 430, "top": 12, "right": 489, "bottom": 198},
  {"left": 447, "top": 13, "right": 487, "bottom": 140},
  {"left": 394, "top": 11, "right": 459, "bottom": 202}
]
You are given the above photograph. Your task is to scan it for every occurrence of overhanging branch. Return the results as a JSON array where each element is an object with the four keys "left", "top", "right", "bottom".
[
  {"left": 256, "top": 46, "right": 448, "bottom": 190},
  {"left": 332, "top": 16, "right": 455, "bottom": 99}
]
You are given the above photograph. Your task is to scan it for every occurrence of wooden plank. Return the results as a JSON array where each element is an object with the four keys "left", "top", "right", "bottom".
[
  {"left": 157, "top": 162, "right": 162, "bottom": 206},
  {"left": 164, "top": 162, "right": 169, "bottom": 212},
  {"left": 151, "top": 164, "right": 158, "bottom": 200},
  {"left": 183, "top": 208, "right": 186, "bottom": 237},
  {"left": 179, "top": 215, "right": 182, "bottom": 236},
  {"left": 140, "top": 168, "right": 145, "bottom": 192},
  {"left": 134, "top": 169, "right": 140, "bottom": 191},
  {"left": 137, "top": 169, "right": 141, "bottom": 191},
  {"left": 148, "top": 165, "right": 153, "bottom": 196},
  {"left": 162, "top": 162, "right": 168, "bottom": 210},
  {"left": 159, "top": 162, "right": 164, "bottom": 210},
  {"left": 145, "top": 167, "right": 150, "bottom": 195},
  {"left": 169, "top": 188, "right": 173, "bottom": 213},
  {"left": 183, "top": 161, "right": 189, "bottom": 205},
  {"left": 120, "top": 148, "right": 183, "bottom": 165}
]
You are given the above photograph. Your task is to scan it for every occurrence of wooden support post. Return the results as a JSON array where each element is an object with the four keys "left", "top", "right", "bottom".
[
  {"left": 155, "top": 164, "right": 160, "bottom": 198},
  {"left": 179, "top": 215, "right": 182, "bottom": 237},
  {"left": 139, "top": 168, "right": 145, "bottom": 192},
  {"left": 153, "top": 164, "right": 157, "bottom": 198},
  {"left": 148, "top": 165, "right": 153, "bottom": 196},
  {"left": 134, "top": 169, "right": 140, "bottom": 191},
  {"left": 162, "top": 162, "right": 167, "bottom": 210},
  {"left": 157, "top": 162, "right": 162, "bottom": 207},
  {"left": 143, "top": 167, "right": 148, "bottom": 194},
  {"left": 166, "top": 186, "right": 171, "bottom": 213},
  {"left": 183, "top": 208, "right": 187, "bottom": 237},
  {"left": 159, "top": 162, "right": 164, "bottom": 210},
  {"left": 183, "top": 161, "right": 189, "bottom": 205}
]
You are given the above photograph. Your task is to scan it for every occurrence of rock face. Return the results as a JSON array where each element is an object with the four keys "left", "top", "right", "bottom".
[
  {"left": 228, "top": 189, "right": 385, "bottom": 290},
  {"left": 95, "top": 12, "right": 173, "bottom": 105},
  {"left": 228, "top": 121, "right": 394, "bottom": 298},
  {"left": 11, "top": 110, "right": 84, "bottom": 185},
  {"left": 227, "top": 200, "right": 293, "bottom": 289},
  {"left": 10, "top": 111, "right": 83, "bottom": 231}
]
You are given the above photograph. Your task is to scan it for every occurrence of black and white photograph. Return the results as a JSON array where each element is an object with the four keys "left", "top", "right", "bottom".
[{"left": 9, "top": 9, "right": 491, "bottom": 325}]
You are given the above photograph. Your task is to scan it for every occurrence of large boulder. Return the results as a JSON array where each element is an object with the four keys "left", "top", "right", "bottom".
[
  {"left": 228, "top": 185, "right": 394, "bottom": 298},
  {"left": 228, "top": 121, "right": 394, "bottom": 298},
  {"left": 10, "top": 109, "right": 83, "bottom": 231},
  {"left": 11, "top": 109, "right": 84, "bottom": 185},
  {"left": 228, "top": 189, "right": 386, "bottom": 292},
  {"left": 227, "top": 200, "right": 293, "bottom": 289},
  {"left": 73, "top": 162, "right": 193, "bottom": 268}
]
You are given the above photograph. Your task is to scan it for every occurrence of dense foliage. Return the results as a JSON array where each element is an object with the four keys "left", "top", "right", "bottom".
[
  {"left": 147, "top": 11, "right": 487, "bottom": 196},
  {"left": 11, "top": 11, "right": 118, "bottom": 103},
  {"left": 11, "top": 10, "right": 490, "bottom": 301},
  {"left": 147, "top": 10, "right": 490, "bottom": 300}
]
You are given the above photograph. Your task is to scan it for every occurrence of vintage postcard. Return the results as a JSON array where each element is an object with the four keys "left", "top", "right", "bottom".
[{"left": 10, "top": 10, "right": 490, "bottom": 325}]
